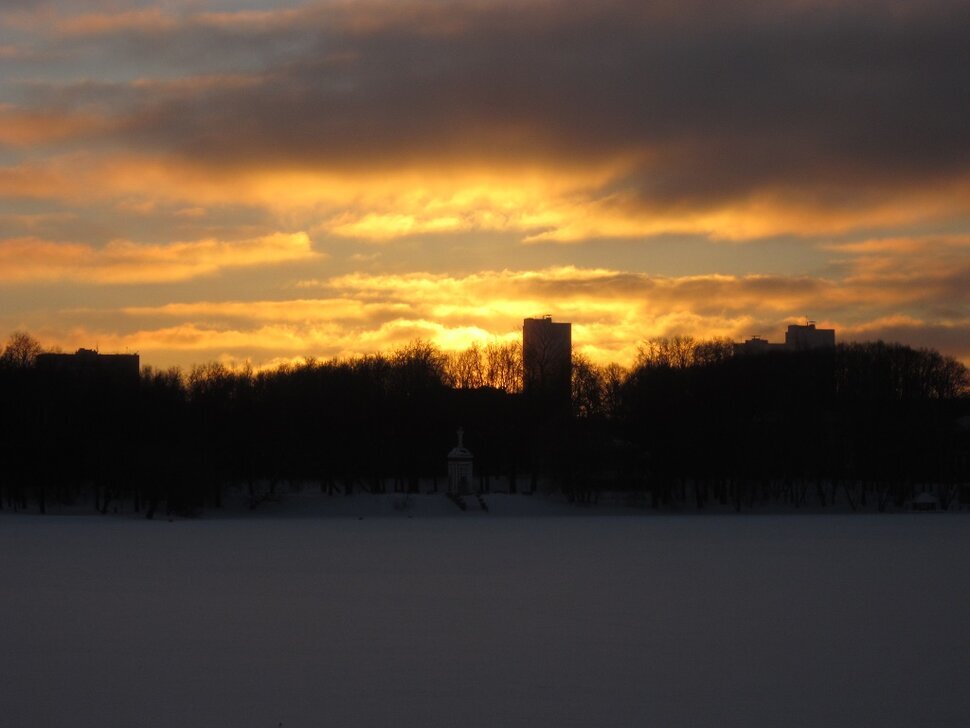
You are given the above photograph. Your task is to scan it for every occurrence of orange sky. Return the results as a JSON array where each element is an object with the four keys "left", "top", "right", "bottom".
[{"left": 1, "top": 0, "right": 968, "bottom": 367}]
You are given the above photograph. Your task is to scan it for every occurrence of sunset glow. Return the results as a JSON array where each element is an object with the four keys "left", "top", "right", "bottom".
[{"left": 2, "top": 0, "right": 967, "bottom": 368}]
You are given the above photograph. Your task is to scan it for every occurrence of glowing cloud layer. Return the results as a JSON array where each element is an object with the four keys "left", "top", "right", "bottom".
[
  {"left": 0, "top": 1, "right": 967, "bottom": 367},
  {"left": 0, "top": 232, "right": 318, "bottom": 284},
  {"left": 30, "top": 249, "right": 969, "bottom": 367}
]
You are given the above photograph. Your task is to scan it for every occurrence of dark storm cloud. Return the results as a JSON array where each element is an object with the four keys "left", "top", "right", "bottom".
[
  {"left": 8, "top": 0, "right": 970, "bottom": 210},
  {"left": 20, "top": 2, "right": 970, "bottom": 200}
]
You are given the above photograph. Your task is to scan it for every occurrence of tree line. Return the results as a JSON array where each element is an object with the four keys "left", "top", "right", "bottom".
[{"left": 0, "top": 330, "right": 967, "bottom": 516}]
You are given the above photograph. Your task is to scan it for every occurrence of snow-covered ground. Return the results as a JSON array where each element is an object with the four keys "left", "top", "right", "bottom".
[{"left": 2, "top": 508, "right": 969, "bottom": 727}]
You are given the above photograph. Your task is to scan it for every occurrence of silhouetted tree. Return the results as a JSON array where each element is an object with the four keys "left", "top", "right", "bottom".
[
  {"left": 483, "top": 341, "right": 523, "bottom": 393},
  {"left": 0, "top": 329, "right": 965, "bottom": 515},
  {"left": 0, "top": 331, "right": 43, "bottom": 369},
  {"left": 447, "top": 343, "right": 486, "bottom": 389},
  {"left": 571, "top": 354, "right": 605, "bottom": 419}
]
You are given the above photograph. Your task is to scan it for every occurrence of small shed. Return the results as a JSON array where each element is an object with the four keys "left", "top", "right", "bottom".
[
  {"left": 912, "top": 492, "right": 939, "bottom": 512},
  {"left": 447, "top": 428, "right": 474, "bottom": 494}
]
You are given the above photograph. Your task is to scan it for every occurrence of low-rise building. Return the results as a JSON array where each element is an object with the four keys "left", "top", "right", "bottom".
[
  {"left": 784, "top": 323, "right": 836, "bottom": 350},
  {"left": 734, "top": 324, "right": 835, "bottom": 355},
  {"left": 36, "top": 348, "right": 140, "bottom": 385}
]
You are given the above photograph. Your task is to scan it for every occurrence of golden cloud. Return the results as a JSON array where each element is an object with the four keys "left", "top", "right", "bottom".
[
  {"left": 0, "top": 232, "right": 319, "bottom": 284},
  {"left": 3, "top": 0, "right": 968, "bottom": 255},
  {"left": 25, "top": 252, "right": 966, "bottom": 369},
  {"left": 0, "top": 106, "right": 109, "bottom": 147},
  {"left": 6, "top": 147, "right": 970, "bottom": 244},
  {"left": 121, "top": 298, "right": 412, "bottom": 323},
  {"left": 76, "top": 267, "right": 841, "bottom": 365},
  {"left": 43, "top": 8, "right": 301, "bottom": 38}
]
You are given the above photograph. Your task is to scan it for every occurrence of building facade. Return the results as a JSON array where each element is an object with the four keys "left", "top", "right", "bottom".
[
  {"left": 36, "top": 348, "right": 140, "bottom": 384},
  {"left": 734, "top": 324, "right": 836, "bottom": 355},
  {"left": 784, "top": 323, "right": 836, "bottom": 350},
  {"left": 522, "top": 316, "right": 572, "bottom": 402}
]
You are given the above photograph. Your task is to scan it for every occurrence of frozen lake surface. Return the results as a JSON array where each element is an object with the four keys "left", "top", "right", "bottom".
[{"left": 3, "top": 509, "right": 970, "bottom": 727}]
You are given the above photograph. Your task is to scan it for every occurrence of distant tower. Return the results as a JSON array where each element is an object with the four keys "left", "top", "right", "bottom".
[
  {"left": 522, "top": 316, "right": 572, "bottom": 403},
  {"left": 447, "top": 428, "right": 474, "bottom": 494}
]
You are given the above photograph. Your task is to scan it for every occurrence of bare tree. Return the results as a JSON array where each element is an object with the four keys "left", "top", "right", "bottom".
[
  {"left": 447, "top": 343, "right": 485, "bottom": 389},
  {"left": 636, "top": 336, "right": 690, "bottom": 369},
  {"left": 635, "top": 335, "right": 731, "bottom": 370},
  {"left": 695, "top": 337, "right": 735, "bottom": 366},
  {"left": 602, "top": 362, "right": 627, "bottom": 418},
  {"left": 571, "top": 354, "right": 605, "bottom": 418},
  {"left": 0, "top": 331, "right": 43, "bottom": 369},
  {"left": 484, "top": 341, "right": 522, "bottom": 393},
  {"left": 392, "top": 340, "right": 449, "bottom": 394}
]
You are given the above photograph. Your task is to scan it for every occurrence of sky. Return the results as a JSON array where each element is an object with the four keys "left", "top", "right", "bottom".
[{"left": 1, "top": 0, "right": 968, "bottom": 369}]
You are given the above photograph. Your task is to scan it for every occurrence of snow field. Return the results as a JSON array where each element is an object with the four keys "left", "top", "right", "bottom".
[{"left": 2, "top": 512, "right": 969, "bottom": 727}]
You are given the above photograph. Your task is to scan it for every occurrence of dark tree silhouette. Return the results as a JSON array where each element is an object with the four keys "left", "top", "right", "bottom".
[
  {"left": 0, "top": 330, "right": 966, "bottom": 515},
  {"left": 0, "top": 331, "right": 43, "bottom": 370}
]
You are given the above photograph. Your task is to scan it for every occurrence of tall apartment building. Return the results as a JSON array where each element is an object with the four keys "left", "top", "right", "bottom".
[{"left": 522, "top": 316, "right": 572, "bottom": 402}]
